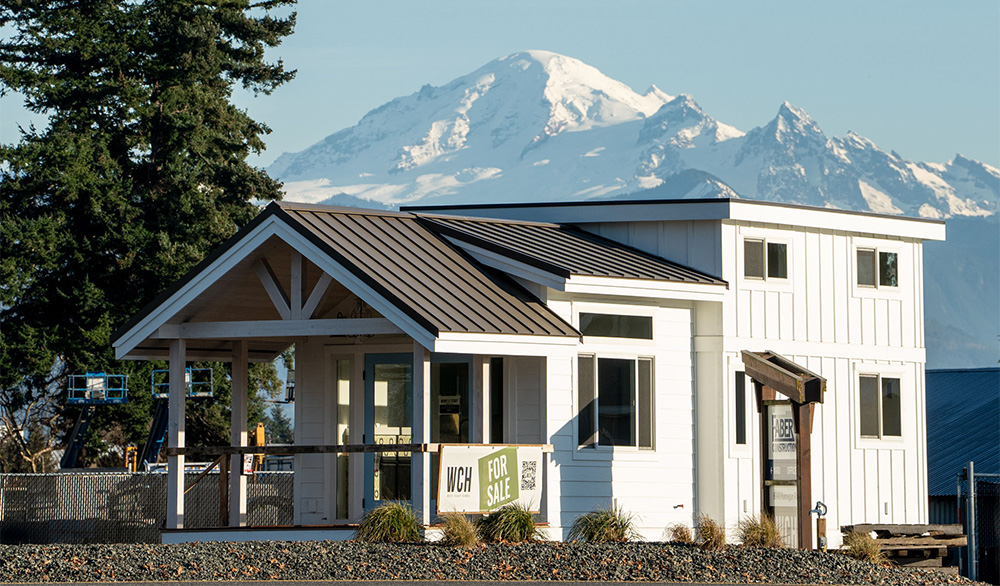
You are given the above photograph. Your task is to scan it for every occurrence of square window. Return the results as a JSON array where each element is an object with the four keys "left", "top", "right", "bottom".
[
  {"left": 857, "top": 247, "right": 899, "bottom": 288},
  {"left": 859, "top": 374, "right": 902, "bottom": 439},
  {"left": 578, "top": 355, "right": 653, "bottom": 448},
  {"left": 744, "top": 238, "right": 787, "bottom": 281}
]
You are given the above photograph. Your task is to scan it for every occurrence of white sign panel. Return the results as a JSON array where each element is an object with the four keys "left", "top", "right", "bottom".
[{"left": 437, "top": 445, "right": 543, "bottom": 514}]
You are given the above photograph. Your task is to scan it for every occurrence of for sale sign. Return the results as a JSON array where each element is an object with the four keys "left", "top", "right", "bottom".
[{"left": 437, "top": 445, "right": 542, "bottom": 514}]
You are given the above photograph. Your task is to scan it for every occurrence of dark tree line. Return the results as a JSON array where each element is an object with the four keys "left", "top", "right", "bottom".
[{"left": 0, "top": 0, "right": 297, "bottom": 471}]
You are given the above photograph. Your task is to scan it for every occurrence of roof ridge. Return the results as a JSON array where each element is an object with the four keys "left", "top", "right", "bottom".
[{"left": 276, "top": 200, "right": 414, "bottom": 218}]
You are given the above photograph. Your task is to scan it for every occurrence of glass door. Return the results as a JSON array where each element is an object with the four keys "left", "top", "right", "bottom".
[{"left": 364, "top": 353, "right": 413, "bottom": 508}]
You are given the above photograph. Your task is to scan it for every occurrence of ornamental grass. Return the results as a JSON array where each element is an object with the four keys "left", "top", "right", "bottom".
[
  {"left": 476, "top": 502, "right": 545, "bottom": 543},
  {"left": 737, "top": 513, "right": 784, "bottom": 548},
  {"left": 568, "top": 504, "right": 641, "bottom": 543},
  {"left": 355, "top": 501, "right": 422, "bottom": 543}
]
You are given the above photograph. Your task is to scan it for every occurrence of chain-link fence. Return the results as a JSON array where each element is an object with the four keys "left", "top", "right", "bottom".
[
  {"left": 975, "top": 476, "right": 1000, "bottom": 585},
  {"left": 958, "top": 469, "right": 1000, "bottom": 585},
  {"left": 0, "top": 471, "right": 293, "bottom": 544}
]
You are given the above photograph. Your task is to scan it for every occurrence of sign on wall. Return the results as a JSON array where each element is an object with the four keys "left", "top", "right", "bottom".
[{"left": 437, "top": 445, "right": 543, "bottom": 514}]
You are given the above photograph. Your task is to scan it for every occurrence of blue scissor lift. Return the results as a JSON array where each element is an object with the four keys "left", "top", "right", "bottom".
[{"left": 61, "top": 373, "right": 128, "bottom": 469}]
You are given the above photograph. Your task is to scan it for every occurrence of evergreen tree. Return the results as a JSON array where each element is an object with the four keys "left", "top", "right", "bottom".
[
  {"left": 0, "top": 0, "right": 296, "bottom": 470},
  {"left": 263, "top": 404, "right": 293, "bottom": 445}
]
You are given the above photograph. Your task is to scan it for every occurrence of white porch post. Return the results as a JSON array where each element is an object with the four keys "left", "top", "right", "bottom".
[
  {"left": 473, "top": 356, "right": 489, "bottom": 443},
  {"left": 230, "top": 340, "right": 249, "bottom": 526},
  {"left": 411, "top": 342, "right": 431, "bottom": 525},
  {"left": 166, "top": 339, "right": 186, "bottom": 529}
]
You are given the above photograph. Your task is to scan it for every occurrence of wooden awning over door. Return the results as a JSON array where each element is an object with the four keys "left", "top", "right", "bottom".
[{"left": 741, "top": 350, "right": 825, "bottom": 405}]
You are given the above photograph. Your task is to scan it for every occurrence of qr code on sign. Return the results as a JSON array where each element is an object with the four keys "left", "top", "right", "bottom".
[{"left": 520, "top": 460, "right": 537, "bottom": 491}]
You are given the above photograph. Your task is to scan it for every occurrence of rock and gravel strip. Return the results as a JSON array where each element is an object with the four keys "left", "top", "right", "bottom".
[{"left": 0, "top": 541, "right": 988, "bottom": 584}]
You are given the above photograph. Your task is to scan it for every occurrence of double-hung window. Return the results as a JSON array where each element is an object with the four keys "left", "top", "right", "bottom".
[
  {"left": 857, "top": 248, "right": 898, "bottom": 288},
  {"left": 744, "top": 239, "right": 787, "bottom": 280},
  {"left": 859, "top": 374, "right": 901, "bottom": 438},
  {"left": 578, "top": 355, "right": 653, "bottom": 449}
]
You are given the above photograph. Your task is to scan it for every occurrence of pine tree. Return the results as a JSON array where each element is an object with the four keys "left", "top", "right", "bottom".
[{"left": 0, "top": 0, "right": 296, "bottom": 470}]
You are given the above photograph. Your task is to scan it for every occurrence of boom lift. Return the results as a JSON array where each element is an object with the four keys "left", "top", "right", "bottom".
[{"left": 61, "top": 373, "right": 128, "bottom": 469}]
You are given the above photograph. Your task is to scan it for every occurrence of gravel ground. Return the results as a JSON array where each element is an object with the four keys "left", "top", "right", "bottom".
[{"left": 0, "top": 541, "right": 988, "bottom": 584}]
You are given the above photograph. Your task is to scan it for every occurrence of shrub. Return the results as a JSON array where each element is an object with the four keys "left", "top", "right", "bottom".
[
  {"left": 667, "top": 523, "right": 694, "bottom": 544},
  {"left": 568, "top": 504, "right": 641, "bottom": 543},
  {"left": 355, "top": 501, "right": 422, "bottom": 543},
  {"left": 842, "top": 530, "right": 887, "bottom": 564},
  {"left": 696, "top": 513, "right": 726, "bottom": 550},
  {"left": 439, "top": 512, "right": 479, "bottom": 548},
  {"left": 737, "top": 513, "right": 784, "bottom": 548},
  {"left": 477, "top": 502, "right": 545, "bottom": 543}
]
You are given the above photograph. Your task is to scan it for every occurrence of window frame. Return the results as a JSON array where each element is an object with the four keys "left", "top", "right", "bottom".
[
  {"left": 577, "top": 353, "right": 655, "bottom": 451},
  {"left": 741, "top": 236, "right": 790, "bottom": 283},
  {"left": 852, "top": 238, "right": 902, "bottom": 298},
  {"left": 857, "top": 372, "right": 903, "bottom": 441}
]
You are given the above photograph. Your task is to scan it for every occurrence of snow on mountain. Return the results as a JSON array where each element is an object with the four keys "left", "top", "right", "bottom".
[
  {"left": 270, "top": 51, "right": 998, "bottom": 220},
  {"left": 268, "top": 51, "right": 999, "bottom": 367}
]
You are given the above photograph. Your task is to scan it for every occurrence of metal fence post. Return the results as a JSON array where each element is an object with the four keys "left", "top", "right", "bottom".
[{"left": 968, "top": 460, "right": 977, "bottom": 582}]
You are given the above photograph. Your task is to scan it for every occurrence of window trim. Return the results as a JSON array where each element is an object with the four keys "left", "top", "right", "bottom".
[
  {"left": 577, "top": 353, "right": 655, "bottom": 451},
  {"left": 741, "top": 236, "right": 790, "bottom": 284},
  {"left": 852, "top": 238, "right": 902, "bottom": 298},
  {"left": 857, "top": 372, "right": 903, "bottom": 441}
]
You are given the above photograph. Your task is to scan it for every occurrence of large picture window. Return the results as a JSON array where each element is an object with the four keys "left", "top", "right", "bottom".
[
  {"left": 578, "top": 355, "right": 653, "bottom": 449},
  {"left": 744, "top": 239, "right": 787, "bottom": 280},
  {"left": 859, "top": 374, "right": 901, "bottom": 438},
  {"left": 857, "top": 248, "right": 898, "bottom": 288}
]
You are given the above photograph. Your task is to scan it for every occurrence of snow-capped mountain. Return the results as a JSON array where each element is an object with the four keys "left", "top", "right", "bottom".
[
  {"left": 268, "top": 51, "right": 999, "bottom": 368},
  {"left": 269, "top": 50, "right": 998, "bottom": 219}
]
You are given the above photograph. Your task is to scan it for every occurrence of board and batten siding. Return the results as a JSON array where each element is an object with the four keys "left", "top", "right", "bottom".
[
  {"left": 574, "top": 218, "right": 929, "bottom": 547},
  {"left": 543, "top": 297, "right": 698, "bottom": 540}
]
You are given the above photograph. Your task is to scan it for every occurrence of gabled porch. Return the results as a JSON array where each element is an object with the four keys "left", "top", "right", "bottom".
[{"left": 111, "top": 203, "right": 579, "bottom": 539}]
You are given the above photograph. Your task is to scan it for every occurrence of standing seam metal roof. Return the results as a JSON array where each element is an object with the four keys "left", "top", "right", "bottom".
[
  {"left": 926, "top": 368, "right": 1000, "bottom": 496},
  {"left": 278, "top": 204, "right": 579, "bottom": 337},
  {"left": 416, "top": 214, "right": 727, "bottom": 285}
]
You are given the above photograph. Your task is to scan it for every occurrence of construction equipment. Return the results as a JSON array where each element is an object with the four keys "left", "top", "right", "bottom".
[{"left": 61, "top": 373, "right": 128, "bottom": 469}]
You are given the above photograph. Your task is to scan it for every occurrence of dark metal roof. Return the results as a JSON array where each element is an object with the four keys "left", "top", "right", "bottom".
[
  {"left": 114, "top": 202, "right": 580, "bottom": 346},
  {"left": 926, "top": 368, "right": 1000, "bottom": 496},
  {"left": 272, "top": 203, "right": 578, "bottom": 337},
  {"left": 416, "top": 214, "right": 727, "bottom": 285}
]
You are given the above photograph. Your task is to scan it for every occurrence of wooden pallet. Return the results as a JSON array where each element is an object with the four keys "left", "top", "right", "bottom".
[{"left": 841, "top": 524, "right": 965, "bottom": 574}]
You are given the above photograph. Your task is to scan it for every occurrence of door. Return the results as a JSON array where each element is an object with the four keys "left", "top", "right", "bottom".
[{"left": 364, "top": 353, "right": 412, "bottom": 508}]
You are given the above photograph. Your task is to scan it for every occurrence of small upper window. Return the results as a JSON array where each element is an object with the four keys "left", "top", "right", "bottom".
[
  {"left": 580, "top": 313, "right": 652, "bottom": 340},
  {"left": 857, "top": 248, "right": 898, "bottom": 288},
  {"left": 859, "top": 374, "right": 901, "bottom": 438},
  {"left": 744, "top": 239, "right": 787, "bottom": 280}
]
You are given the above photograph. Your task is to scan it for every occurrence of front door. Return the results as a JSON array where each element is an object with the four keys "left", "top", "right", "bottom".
[{"left": 364, "top": 353, "right": 412, "bottom": 508}]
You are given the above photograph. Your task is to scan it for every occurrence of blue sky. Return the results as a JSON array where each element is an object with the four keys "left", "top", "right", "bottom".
[{"left": 3, "top": 0, "right": 998, "bottom": 169}]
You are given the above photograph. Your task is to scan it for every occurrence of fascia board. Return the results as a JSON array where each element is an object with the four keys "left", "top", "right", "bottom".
[
  {"left": 564, "top": 275, "right": 728, "bottom": 301},
  {"left": 115, "top": 217, "right": 438, "bottom": 358},
  {"left": 728, "top": 201, "right": 946, "bottom": 240},
  {"left": 433, "top": 332, "right": 578, "bottom": 358},
  {"left": 444, "top": 238, "right": 568, "bottom": 291}
]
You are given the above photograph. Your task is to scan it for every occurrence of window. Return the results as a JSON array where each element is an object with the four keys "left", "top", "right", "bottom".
[
  {"left": 580, "top": 313, "right": 653, "bottom": 339},
  {"left": 859, "top": 374, "right": 901, "bottom": 438},
  {"left": 734, "top": 371, "right": 747, "bottom": 445},
  {"left": 578, "top": 355, "right": 653, "bottom": 448},
  {"left": 857, "top": 248, "right": 898, "bottom": 288},
  {"left": 744, "top": 239, "right": 787, "bottom": 280}
]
